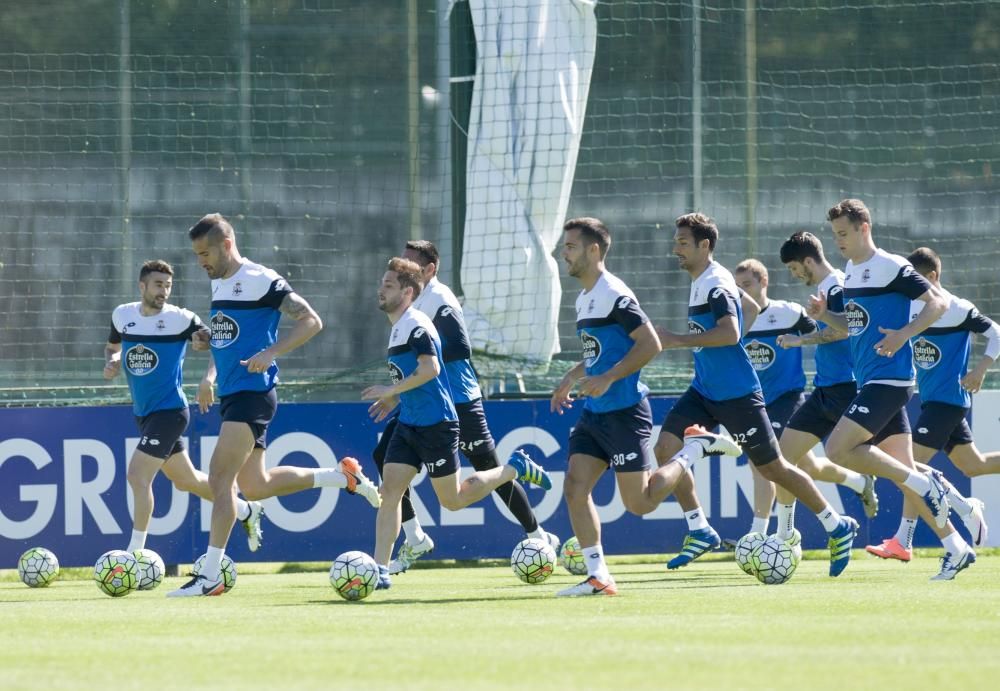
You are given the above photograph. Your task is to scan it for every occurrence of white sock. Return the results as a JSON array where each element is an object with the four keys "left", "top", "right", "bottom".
[
  {"left": 127, "top": 529, "right": 147, "bottom": 553},
  {"left": 402, "top": 518, "right": 427, "bottom": 545},
  {"left": 751, "top": 516, "right": 770, "bottom": 535},
  {"left": 684, "top": 508, "right": 710, "bottom": 531},
  {"left": 776, "top": 502, "right": 796, "bottom": 539},
  {"left": 582, "top": 543, "right": 611, "bottom": 581},
  {"left": 894, "top": 518, "right": 917, "bottom": 550},
  {"left": 671, "top": 440, "right": 707, "bottom": 472},
  {"left": 313, "top": 468, "right": 347, "bottom": 489},
  {"left": 816, "top": 505, "right": 841, "bottom": 532},
  {"left": 236, "top": 499, "right": 251, "bottom": 521},
  {"left": 841, "top": 471, "right": 867, "bottom": 494},
  {"left": 902, "top": 471, "right": 931, "bottom": 495},
  {"left": 943, "top": 481, "right": 972, "bottom": 517},
  {"left": 527, "top": 528, "right": 545, "bottom": 540},
  {"left": 201, "top": 546, "right": 224, "bottom": 581},
  {"left": 941, "top": 530, "right": 968, "bottom": 555}
]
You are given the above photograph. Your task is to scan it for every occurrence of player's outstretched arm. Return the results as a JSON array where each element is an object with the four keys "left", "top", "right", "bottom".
[
  {"left": 551, "top": 361, "right": 585, "bottom": 414},
  {"left": 578, "top": 321, "right": 661, "bottom": 399},
  {"left": 662, "top": 314, "right": 741, "bottom": 350},
  {"left": 738, "top": 289, "right": 760, "bottom": 337},
  {"left": 362, "top": 353, "right": 438, "bottom": 417},
  {"left": 103, "top": 341, "right": 122, "bottom": 379}
]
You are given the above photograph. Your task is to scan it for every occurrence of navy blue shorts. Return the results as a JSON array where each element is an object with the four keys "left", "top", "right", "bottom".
[
  {"left": 568, "top": 399, "right": 654, "bottom": 472},
  {"left": 220, "top": 388, "right": 278, "bottom": 450},
  {"left": 786, "top": 381, "right": 858, "bottom": 439},
  {"left": 456, "top": 399, "right": 496, "bottom": 457},
  {"left": 765, "top": 389, "right": 806, "bottom": 435},
  {"left": 134, "top": 407, "right": 189, "bottom": 460},
  {"left": 913, "top": 401, "right": 973, "bottom": 454},
  {"left": 385, "top": 419, "right": 461, "bottom": 479},
  {"left": 662, "top": 387, "right": 781, "bottom": 466},
  {"left": 843, "top": 384, "right": 912, "bottom": 444}
]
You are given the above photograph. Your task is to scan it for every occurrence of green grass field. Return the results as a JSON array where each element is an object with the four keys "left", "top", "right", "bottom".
[{"left": 2, "top": 551, "right": 999, "bottom": 690}]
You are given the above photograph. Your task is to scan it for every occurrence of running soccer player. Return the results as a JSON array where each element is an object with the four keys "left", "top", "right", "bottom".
[
  {"left": 169, "top": 214, "right": 381, "bottom": 597},
  {"left": 551, "top": 217, "right": 743, "bottom": 597},
  {"left": 815, "top": 199, "right": 967, "bottom": 579},
  {"left": 105, "top": 259, "right": 263, "bottom": 555},
  {"left": 866, "top": 246, "right": 996, "bottom": 569},
  {"left": 365, "top": 257, "right": 552, "bottom": 591},
  {"left": 654, "top": 213, "right": 860, "bottom": 577},
  {"left": 372, "top": 241, "right": 559, "bottom": 575}
]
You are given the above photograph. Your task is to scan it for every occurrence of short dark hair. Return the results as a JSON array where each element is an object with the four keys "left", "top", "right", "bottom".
[
  {"left": 387, "top": 257, "right": 423, "bottom": 298},
  {"left": 563, "top": 217, "right": 611, "bottom": 259},
  {"left": 188, "top": 213, "right": 235, "bottom": 242},
  {"left": 827, "top": 199, "right": 871, "bottom": 227},
  {"left": 735, "top": 258, "right": 768, "bottom": 283},
  {"left": 139, "top": 259, "right": 174, "bottom": 282},
  {"left": 780, "top": 231, "right": 825, "bottom": 264},
  {"left": 674, "top": 212, "right": 718, "bottom": 251},
  {"left": 907, "top": 247, "right": 941, "bottom": 277},
  {"left": 404, "top": 240, "right": 440, "bottom": 268}
]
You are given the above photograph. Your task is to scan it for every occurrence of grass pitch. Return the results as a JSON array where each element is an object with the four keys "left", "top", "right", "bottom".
[{"left": 2, "top": 551, "right": 999, "bottom": 690}]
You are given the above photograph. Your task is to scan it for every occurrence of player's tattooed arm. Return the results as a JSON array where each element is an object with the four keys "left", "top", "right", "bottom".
[
  {"left": 242, "top": 293, "right": 324, "bottom": 373},
  {"left": 778, "top": 326, "right": 848, "bottom": 349}
]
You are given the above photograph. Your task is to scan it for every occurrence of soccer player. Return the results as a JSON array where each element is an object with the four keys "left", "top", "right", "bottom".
[
  {"left": 654, "top": 213, "right": 860, "bottom": 577},
  {"left": 169, "top": 214, "right": 381, "bottom": 597},
  {"left": 372, "top": 241, "right": 559, "bottom": 575},
  {"left": 105, "top": 259, "right": 263, "bottom": 555},
  {"left": 364, "top": 257, "right": 552, "bottom": 591},
  {"left": 551, "top": 217, "right": 742, "bottom": 597},
  {"left": 866, "top": 246, "right": 996, "bottom": 567},
  {"left": 814, "top": 199, "right": 968, "bottom": 579}
]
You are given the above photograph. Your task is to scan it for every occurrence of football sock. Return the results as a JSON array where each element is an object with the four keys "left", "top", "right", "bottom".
[
  {"left": 202, "top": 546, "right": 224, "bottom": 582},
  {"left": 894, "top": 518, "right": 917, "bottom": 550},
  {"left": 776, "top": 502, "right": 796, "bottom": 540},
  {"left": 751, "top": 516, "right": 770, "bottom": 535},
  {"left": 235, "top": 499, "right": 251, "bottom": 521},
  {"left": 582, "top": 543, "right": 611, "bottom": 581},
  {"left": 127, "top": 529, "right": 147, "bottom": 552},
  {"left": 816, "top": 505, "right": 841, "bottom": 532},
  {"left": 941, "top": 530, "right": 968, "bottom": 554},
  {"left": 402, "top": 517, "right": 427, "bottom": 545},
  {"left": 841, "top": 471, "right": 867, "bottom": 494},
  {"left": 902, "top": 471, "right": 932, "bottom": 496},
  {"left": 313, "top": 468, "right": 348, "bottom": 488},
  {"left": 684, "top": 508, "right": 710, "bottom": 531}
]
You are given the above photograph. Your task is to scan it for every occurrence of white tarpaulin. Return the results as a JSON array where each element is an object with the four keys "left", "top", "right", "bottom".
[{"left": 460, "top": 0, "right": 597, "bottom": 364}]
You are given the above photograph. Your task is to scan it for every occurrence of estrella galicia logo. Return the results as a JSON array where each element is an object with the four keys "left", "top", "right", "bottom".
[
  {"left": 913, "top": 337, "right": 941, "bottom": 369},
  {"left": 844, "top": 300, "right": 869, "bottom": 336},
  {"left": 581, "top": 331, "right": 601, "bottom": 364},
  {"left": 687, "top": 320, "right": 705, "bottom": 353},
  {"left": 125, "top": 343, "right": 158, "bottom": 376},
  {"left": 388, "top": 361, "right": 404, "bottom": 385},
  {"left": 210, "top": 311, "right": 240, "bottom": 348},
  {"left": 745, "top": 339, "right": 776, "bottom": 371}
]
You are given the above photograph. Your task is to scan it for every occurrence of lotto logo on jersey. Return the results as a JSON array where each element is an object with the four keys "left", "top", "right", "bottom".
[
  {"left": 844, "top": 300, "right": 869, "bottom": 336},
  {"left": 210, "top": 312, "right": 240, "bottom": 349},
  {"left": 581, "top": 331, "right": 601, "bottom": 364},
  {"left": 745, "top": 339, "right": 776, "bottom": 370},
  {"left": 687, "top": 320, "right": 705, "bottom": 353},
  {"left": 913, "top": 337, "right": 942, "bottom": 369},
  {"left": 388, "top": 362, "right": 404, "bottom": 385},
  {"left": 124, "top": 344, "right": 158, "bottom": 376}
]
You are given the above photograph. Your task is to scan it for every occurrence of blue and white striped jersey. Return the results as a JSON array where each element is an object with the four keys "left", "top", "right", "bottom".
[
  {"left": 387, "top": 307, "right": 457, "bottom": 427},
  {"left": 412, "top": 276, "right": 482, "bottom": 405},
  {"left": 742, "top": 299, "right": 816, "bottom": 404}
]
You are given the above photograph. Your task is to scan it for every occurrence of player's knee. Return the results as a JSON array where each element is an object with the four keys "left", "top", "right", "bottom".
[
  {"left": 562, "top": 474, "right": 590, "bottom": 505},
  {"left": 126, "top": 464, "right": 150, "bottom": 491},
  {"left": 621, "top": 494, "right": 653, "bottom": 516}
]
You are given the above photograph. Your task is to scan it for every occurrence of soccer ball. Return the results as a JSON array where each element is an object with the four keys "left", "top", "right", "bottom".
[
  {"left": 750, "top": 536, "right": 798, "bottom": 585},
  {"left": 18, "top": 547, "right": 59, "bottom": 588},
  {"left": 94, "top": 550, "right": 140, "bottom": 597},
  {"left": 133, "top": 549, "right": 165, "bottom": 591},
  {"left": 785, "top": 529, "right": 803, "bottom": 565},
  {"left": 510, "top": 538, "right": 557, "bottom": 585},
  {"left": 735, "top": 532, "right": 767, "bottom": 576},
  {"left": 558, "top": 536, "right": 588, "bottom": 576},
  {"left": 329, "top": 550, "right": 379, "bottom": 601},
  {"left": 192, "top": 553, "right": 238, "bottom": 593}
]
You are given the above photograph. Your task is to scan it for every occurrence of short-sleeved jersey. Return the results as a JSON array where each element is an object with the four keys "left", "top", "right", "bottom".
[
  {"left": 411, "top": 276, "right": 482, "bottom": 404},
  {"left": 813, "top": 270, "right": 856, "bottom": 387},
  {"left": 109, "top": 302, "right": 203, "bottom": 416},
  {"left": 209, "top": 259, "right": 294, "bottom": 397},
  {"left": 911, "top": 290, "right": 1000, "bottom": 409},
  {"left": 843, "top": 249, "right": 932, "bottom": 387},
  {"left": 688, "top": 262, "right": 761, "bottom": 401},
  {"left": 742, "top": 299, "right": 816, "bottom": 404},
  {"left": 574, "top": 271, "right": 650, "bottom": 414},
  {"left": 387, "top": 307, "right": 458, "bottom": 427}
]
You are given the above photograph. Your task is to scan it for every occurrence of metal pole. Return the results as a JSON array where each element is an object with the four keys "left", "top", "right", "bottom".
[
  {"left": 449, "top": 0, "right": 475, "bottom": 295},
  {"left": 407, "top": 0, "right": 421, "bottom": 240},
  {"left": 239, "top": 0, "right": 253, "bottom": 216},
  {"left": 692, "top": 0, "right": 703, "bottom": 211},
  {"left": 745, "top": 0, "right": 758, "bottom": 257},
  {"left": 119, "top": 0, "right": 132, "bottom": 295},
  {"left": 436, "top": 0, "right": 453, "bottom": 277}
]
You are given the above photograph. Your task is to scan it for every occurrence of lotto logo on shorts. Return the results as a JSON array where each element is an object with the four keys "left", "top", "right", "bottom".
[
  {"left": 844, "top": 300, "right": 869, "bottom": 336},
  {"left": 913, "top": 337, "right": 941, "bottom": 369},
  {"left": 745, "top": 340, "right": 776, "bottom": 371},
  {"left": 125, "top": 344, "right": 158, "bottom": 376},
  {"left": 210, "top": 312, "right": 240, "bottom": 348}
]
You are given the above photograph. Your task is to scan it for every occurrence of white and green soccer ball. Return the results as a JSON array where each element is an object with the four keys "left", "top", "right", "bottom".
[
  {"left": 133, "top": 549, "right": 165, "bottom": 591},
  {"left": 558, "top": 536, "right": 588, "bottom": 576},
  {"left": 510, "top": 538, "right": 557, "bottom": 585},
  {"left": 785, "top": 529, "right": 803, "bottom": 565},
  {"left": 750, "top": 536, "right": 798, "bottom": 585},
  {"left": 192, "top": 553, "right": 237, "bottom": 593},
  {"left": 329, "top": 550, "right": 379, "bottom": 601},
  {"left": 94, "top": 550, "right": 140, "bottom": 597},
  {"left": 18, "top": 547, "right": 59, "bottom": 588},
  {"left": 735, "top": 532, "right": 768, "bottom": 576}
]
